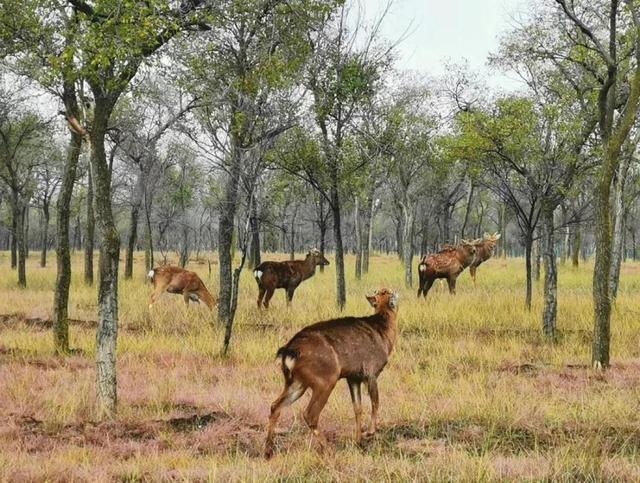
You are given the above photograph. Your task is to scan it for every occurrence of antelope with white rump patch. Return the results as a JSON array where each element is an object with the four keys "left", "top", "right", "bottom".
[
  {"left": 264, "top": 288, "right": 399, "bottom": 459},
  {"left": 253, "top": 248, "right": 329, "bottom": 309},
  {"left": 147, "top": 265, "right": 217, "bottom": 310}
]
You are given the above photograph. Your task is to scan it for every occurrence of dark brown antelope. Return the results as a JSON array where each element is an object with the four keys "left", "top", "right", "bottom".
[
  {"left": 253, "top": 248, "right": 329, "bottom": 309},
  {"left": 147, "top": 265, "right": 217, "bottom": 310},
  {"left": 469, "top": 232, "right": 501, "bottom": 284},
  {"left": 264, "top": 288, "right": 399, "bottom": 459},
  {"left": 417, "top": 241, "right": 477, "bottom": 298}
]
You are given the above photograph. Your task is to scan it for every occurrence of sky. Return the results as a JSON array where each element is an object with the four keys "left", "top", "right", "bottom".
[{"left": 362, "top": 0, "right": 531, "bottom": 89}]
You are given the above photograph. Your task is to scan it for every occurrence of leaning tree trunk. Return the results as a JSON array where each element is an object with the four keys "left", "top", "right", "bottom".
[
  {"left": 53, "top": 80, "right": 83, "bottom": 355},
  {"left": 40, "top": 204, "right": 50, "bottom": 267},
  {"left": 541, "top": 202, "right": 557, "bottom": 339},
  {"left": 90, "top": 97, "right": 121, "bottom": 419},
  {"left": 460, "top": 181, "right": 474, "bottom": 238},
  {"left": 125, "top": 172, "right": 144, "bottom": 279},
  {"left": 84, "top": 168, "right": 95, "bottom": 286}
]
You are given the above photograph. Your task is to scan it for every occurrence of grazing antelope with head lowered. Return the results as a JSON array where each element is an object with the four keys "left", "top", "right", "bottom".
[
  {"left": 147, "top": 265, "right": 217, "bottom": 310},
  {"left": 264, "top": 288, "right": 399, "bottom": 459},
  {"left": 417, "top": 240, "right": 477, "bottom": 299},
  {"left": 253, "top": 248, "right": 330, "bottom": 309},
  {"left": 469, "top": 232, "right": 501, "bottom": 284}
]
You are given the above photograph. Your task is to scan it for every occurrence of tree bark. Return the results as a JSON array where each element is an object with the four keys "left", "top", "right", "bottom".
[
  {"left": 143, "top": 199, "right": 154, "bottom": 272},
  {"left": 53, "top": 83, "right": 82, "bottom": 355},
  {"left": 542, "top": 203, "right": 557, "bottom": 339},
  {"left": 401, "top": 204, "right": 415, "bottom": 288},
  {"left": 532, "top": 236, "right": 541, "bottom": 282},
  {"left": 16, "top": 202, "right": 27, "bottom": 287},
  {"left": 460, "top": 181, "right": 474, "bottom": 238},
  {"left": 524, "top": 232, "right": 533, "bottom": 311},
  {"left": 248, "top": 195, "right": 261, "bottom": 269},
  {"left": 609, "top": 158, "right": 629, "bottom": 300},
  {"left": 218, "top": 146, "right": 243, "bottom": 324},
  {"left": 84, "top": 168, "right": 95, "bottom": 286},
  {"left": 572, "top": 225, "right": 581, "bottom": 267},
  {"left": 10, "top": 213, "right": 17, "bottom": 269},
  {"left": 90, "top": 96, "right": 120, "bottom": 419},
  {"left": 354, "top": 196, "right": 362, "bottom": 280},
  {"left": 40, "top": 204, "right": 49, "bottom": 267},
  {"left": 362, "top": 189, "right": 375, "bottom": 274}
]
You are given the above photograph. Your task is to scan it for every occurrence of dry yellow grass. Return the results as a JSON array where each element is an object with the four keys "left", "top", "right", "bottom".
[{"left": 1, "top": 250, "right": 640, "bottom": 481}]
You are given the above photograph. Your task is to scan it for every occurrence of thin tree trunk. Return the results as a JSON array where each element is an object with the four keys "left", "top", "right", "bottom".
[
  {"left": 248, "top": 194, "right": 261, "bottom": 269},
  {"left": 542, "top": 202, "right": 557, "bottom": 339},
  {"left": 401, "top": 204, "right": 415, "bottom": 288},
  {"left": 331, "top": 179, "right": 346, "bottom": 310},
  {"left": 125, "top": 172, "right": 144, "bottom": 279},
  {"left": 354, "top": 196, "right": 362, "bottom": 280},
  {"left": 289, "top": 205, "right": 297, "bottom": 260},
  {"left": 10, "top": 211, "right": 17, "bottom": 269},
  {"left": 90, "top": 96, "right": 120, "bottom": 419},
  {"left": 218, "top": 146, "right": 243, "bottom": 324},
  {"left": 40, "top": 205, "right": 49, "bottom": 267},
  {"left": 609, "top": 159, "right": 629, "bottom": 300},
  {"left": 180, "top": 224, "right": 190, "bottom": 268},
  {"left": 460, "top": 181, "right": 474, "bottom": 238},
  {"left": 362, "top": 190, "right": 375, "bottom": 274},
  {"left": 572, "top": 225, "right": 581, "bottom": 267},
  {"left": 143, "top": 199, "right": 154, "bottom": 272},
  {"left": 84, "top": 168, "right": 94, "bottom": 286},
  {"left": 16, "top": 202, "right": 27, "bottom": 287},
  {"left": 524, "top": 232, "right": 533, "bottom": 311}
]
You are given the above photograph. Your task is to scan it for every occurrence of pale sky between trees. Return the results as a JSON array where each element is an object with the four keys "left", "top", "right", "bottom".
[{"left": 365, "top": 0, "right": 529, "bottom": 89}]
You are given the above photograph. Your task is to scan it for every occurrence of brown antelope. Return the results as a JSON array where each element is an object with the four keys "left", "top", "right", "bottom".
[
  {"left": 253, "top": 248, "right": 330, "bottom": 309},
  {"left": 264, "top": 288, "right": 399, "bottom": 459},
  {"left": 417, "top": 241, "right": 477, "bottom": 298},
  {"left": 147, "top": 266, "right": 217, "bottom": 310},
  {"left": 469, "top": 232, "right": 501, "bottom": 284}
]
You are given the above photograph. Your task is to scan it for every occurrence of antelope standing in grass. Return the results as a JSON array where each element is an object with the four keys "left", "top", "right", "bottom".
[
  {"left": 147, "top": 266, "right": 217, "bottom": 310},
  {"left": 469, "top": 232, "right": 501, "bottom": 284},
  {"left": 417, "top": 241, "right": 477, "bottom": 298},
  {"left": 253, "top": 248, "right": 329, "bottom": 309},
  {"left": 264, "top": 288, "right": 399, "bottom": 459}
]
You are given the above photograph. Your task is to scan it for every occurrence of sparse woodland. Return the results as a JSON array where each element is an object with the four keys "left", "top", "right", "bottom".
[{"left": 2, "top": 0, "right": 640, "bottom": 479}]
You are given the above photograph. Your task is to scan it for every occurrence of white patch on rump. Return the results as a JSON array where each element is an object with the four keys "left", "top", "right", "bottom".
[
  {"left": 284, "top": 356, "right": 296, "bottom": 371},
  {"left": 254, "top": 270, "right": 263, "bottom": 280},
  {"left": 418, "top": 264, "right": 427, "bottom": 272},
  {"left": 147, "top": 270, "right": 154, "bottom": 279}
]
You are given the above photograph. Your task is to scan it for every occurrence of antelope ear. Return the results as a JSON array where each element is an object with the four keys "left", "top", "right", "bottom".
[
  {"left": 495, "top": 233, "right": 501, "bottom": 239},
  {"left": 366, "top": 295, "right": 377, "bottom": 307}
]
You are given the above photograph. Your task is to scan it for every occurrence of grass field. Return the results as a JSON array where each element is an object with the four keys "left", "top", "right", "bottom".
[{"left": 2, "top": 251, "right": 640, "bottom": 481}]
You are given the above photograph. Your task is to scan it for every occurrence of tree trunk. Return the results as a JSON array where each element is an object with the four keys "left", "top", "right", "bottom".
[
  {"left": 84, "top": 168, "right": 95, "bottom": 286},
  {"left": 609, "top": 160, "right": 629, "bottom": 300},
  {"left": 53, "top": 83, "right": 82, "bottom": 355},
  {"left": 572, "top": 225, "right": 581, "bottom": 267},
  {"left": 90, "top": 96, "right": 120, "bottom": 419},
  {"left": 362, "top": 189, "right": 375, "bottom": 274},
  {"left": 180, "top": 224, "right": 190, "bottom": 268},
  {"left": 354, "top": 196, "right": 362, "bottom": 280},
  {"left": 125, "top": 172, "right": 144, "bottom": 278},
  {"left": 289, "top": 205, "right": 297, "bottom": 260},
  {"left": 143, "top": 200, "right": 154, "bottom": 272},
  {"left": 10, "top": 212, "right": 17, "bottom": 269},
  {"left": 218, "top": 146, "right": 243, "bottom": 324},
  {"left": 248, "top": 195, "right": 261, "bottom": 269},
  {"left": 460, "top": 181, "right": 474, "bottom": 238},
  {"left": 24, "top": 204, "right": 29, "bottom": 259},
  {"left": 40, "top": 204, "right": 50, "bottom": 267},
  {"left": 401, "top": 205, "right": 415, "bottom": 288},
  {"left": 16, "top": 202, "right": 27, "bottom": 287},
  {"left": 532, "top": 236, "right": 541, "bottom": 282},
  {"left": 541, "top": 203, "right": 557, "bottom": 339},
  {"left": 524, "top": 232, "right": 533, "bottom": 311},
  {"left": 331, "top": 179, "right": 346, "bottom": 310}
]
